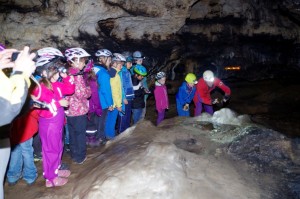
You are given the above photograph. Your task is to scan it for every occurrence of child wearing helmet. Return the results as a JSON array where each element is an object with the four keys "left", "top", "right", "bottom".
[
  {"left": 31, "top": 47, "right": 75, "bottom": 187},
  {"left": 117, "top": 55, "right": 134, "bottom": 133},
  {"left": 92, "top": 49, "right": 114, "bottom": 144},
  {"left": 132, "top": 51, "right": 149, "bottom": 120},
  {"left": 131, "top": 64, "right": 148, "bottom": 124},
  {"left": 64, "top": 48, "right": 91, "bottom": 164},
  {"left": 193, "top": 70, "right": 231, "bottom": 116},
  {"left": 176, "top": 73, "right": 197, "bottom": 116},
  {"left": 83, "top": 59, "right": 103, "bottom": 147},
  {"left": 154, "top": 71, "right": 169, "bottom": 125},
  {"left": 105, "top": 53, "right": 126, "bottom": 139}
]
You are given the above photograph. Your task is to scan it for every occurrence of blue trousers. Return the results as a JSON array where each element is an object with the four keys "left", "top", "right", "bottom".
[
  {"left": 105, "top": 109, "right": 118, "bottom": 139},
  {"left": 118, "top": 100, "right": 132, "bottom": 133},
  {"left": 7, "top": 138, "right": 37, "bottom": 184},
  {"left": 132, "top": 108, "right": 143, "bottom": 124}
]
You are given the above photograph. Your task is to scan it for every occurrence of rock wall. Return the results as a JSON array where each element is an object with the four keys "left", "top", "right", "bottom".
[{"left": 0, "top": 0, "right": 299, "bottom": 80}]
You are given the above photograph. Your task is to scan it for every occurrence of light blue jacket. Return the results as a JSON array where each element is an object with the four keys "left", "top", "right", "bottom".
[
  {"left": 93, "top": 64, "right": 113, "bottom": 109},
  {"left": 120, "top": 66, "right": 134, "bottom": 100}
]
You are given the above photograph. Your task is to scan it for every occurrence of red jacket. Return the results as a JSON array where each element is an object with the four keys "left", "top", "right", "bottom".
[
  {"left": 193, "top": 78, "right": 231, "bottom": 105},
  {"left": 10, "top": 109, "right": 39, "bottom": 146}
]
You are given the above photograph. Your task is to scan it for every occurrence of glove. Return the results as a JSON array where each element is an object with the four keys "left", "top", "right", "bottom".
[
  {"left": 212, "top": 98, "right": 219, "bottom": 104},
  {"left": 223, "top": 95, "right": 230, "bottom": 103},
  {"left": 183, "top": 104, "right": 189, "bottom": 111}
]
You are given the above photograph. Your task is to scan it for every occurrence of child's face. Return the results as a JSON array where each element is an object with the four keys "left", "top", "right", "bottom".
[
  {"left": 99, "top": 56, "right": 112, "bottom": 67},
  {"left": 72, "top": 57, "right": 87, "bottom": 70},
  {"left": 114, "top": 61, "right": 124, "bottom": 70},
  {"left": 50, "top": 72, "right": 59, "bottom": 83},
  {"left": 126, "top": 61, "right": 133, "bottom": 69},
  {"left": 137, "top": 74, "right": 144, "bottom": 80},
  {"left": 187, "top": 82, "right": 195, "bottom": 87},
  {"left": 135, "top": 58, "right": 143, "bottom": 65},
  {"left": 158, "top": 77, "right": 166, "bottom": 85}
]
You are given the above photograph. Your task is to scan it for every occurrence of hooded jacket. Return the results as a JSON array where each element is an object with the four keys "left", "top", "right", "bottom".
[
  {"left": 93, "top": 64, "right": 113, "bottom": 109},
  {"left": 120, "top": 65, "right": 134, "bottom": 100},
  {"left": 176, "top": 82, "right": 196, "bottom": 106},
  {"left": 110, "top": 67, "right": 122, "bottom": 108},
  {"left": 32, "top": 75, "right": 75, "bottom": 118},
  {"left": 65, "top": 67, "right": 91, "bottom": 116}
]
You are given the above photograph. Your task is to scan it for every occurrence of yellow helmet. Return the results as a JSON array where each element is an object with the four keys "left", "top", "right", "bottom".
[{"left": 185, "top": 73, "right": 198, "bottom": 84}]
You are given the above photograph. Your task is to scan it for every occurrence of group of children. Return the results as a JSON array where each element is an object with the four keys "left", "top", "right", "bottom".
[{"left": 5, "top": 46, "right": 231, "bottom": 189}]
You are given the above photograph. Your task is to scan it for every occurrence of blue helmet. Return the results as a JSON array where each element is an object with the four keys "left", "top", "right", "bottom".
[
  {"left": 126, "top": 56, "right": 133, "bottom": 63},
  {"left": 134, "top": 64, "right": 147, "bottom": 76}
]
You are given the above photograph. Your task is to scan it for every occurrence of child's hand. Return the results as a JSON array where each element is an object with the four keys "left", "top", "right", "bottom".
[
  {"left": 123, "top": 99, "right": 128, "bottom": 105},
  {"left": 60, "top": 72, "right": 68, "bottom": 79},
  {"left": 59, "top": 99, "right": 69, "bottom": 107},
  {"left": 144, "top": 88, "right": 151, "bottom": 94},
  {"left": 183, "top": 104, "right": 189, "bottom": 111},
  {"left": 108, "top": 106, "right": 114, "bottom": 111}
]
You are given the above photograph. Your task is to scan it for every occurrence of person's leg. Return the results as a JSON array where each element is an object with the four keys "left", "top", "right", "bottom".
[
  {"left": 7, "top": 143, "right": 22, "bottom": 184},
  {"left": 39, "top": 108, "right": 64, "bottom": 181},
  {"left": 124, "top": 100, "right": 132, "bottom": 130},
  {"left": 64, "top": 117, "right": 70, "bottom": 149},
  {"left": 203, "top": 104, "right": 214, "bottom": 115},
  {"left": 86, "top": 113, "right": 98, "bottom": 146},
  {"left": 140, "top": 100, "right": 147, "bottom": 120},
  {"left": 22, "top": 138, "right": 38, "bottom": 185},
  {"left": 75, "top": 115, "right": 87, "bottom": 163},
  {"left": 132, "top": 108, "right": 143, "bottom": 124},
  {"left": 67, "top": 116, "right": 78, "bottom": 161},
  {"left": 105, "top": 109, "right": 118, "bottom": 139},
  {"left": 33, "top": 133, "right": 42, "bottom": 160},
  {"left": 156, "top": 109, "right": 165, "bottom": 126},
  {"left": 68, "top": 115, "right": 87, "bottom": 163},
  {"left": 0, "top": 138, "right": 10, "bottom": 199},
  {"left": 194, "top": 101, "right": 203, "bottom": 116},
  {"left": 96, "top": 109, "right": 108, "bottom": 142}
]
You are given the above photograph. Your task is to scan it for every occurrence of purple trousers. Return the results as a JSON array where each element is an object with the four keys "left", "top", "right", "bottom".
[
  {"left": 194, "top": 102, "right": 214, "bottom": 116},
  {"left": 39, "top": 107, "right": 64, "bottom": 181},
  {"left": 157, "top": 109, "right": 166, "bottom": 126}
]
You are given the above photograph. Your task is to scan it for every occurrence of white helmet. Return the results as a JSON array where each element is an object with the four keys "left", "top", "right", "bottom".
[
  {"left": 203, "top": 70, "right": 214, "bottom": 82},
  {"left": 155, "top": 71, "right": 166, "bottom": 80},
  {"left": 65, "top": 48, "right": 90, "bottom": 61},
  {"left": 37, "top": 47, "right": 64, "bottom": 58},
  {"left": 133, "top": 51, "right": 143, "bottom": 59},
  {"left": 35, "top": 55, "right": 56, "bottom": 67},
  {"left": 95, "top": 49, "right": 113, "bottom": 57},
  {"left": 112, "top": 53, "right": 126, "bottom": 62}
]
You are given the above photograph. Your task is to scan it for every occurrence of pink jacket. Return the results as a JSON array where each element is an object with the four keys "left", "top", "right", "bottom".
[
  {"left": 32, "top": 76, "right": 75, "bottom": 118},
  {"left": 154, "top": 82, "right": 169, "bottom": 112},
  {"left": 65, "top": 67, "right": 92, "bottom": 116}
]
